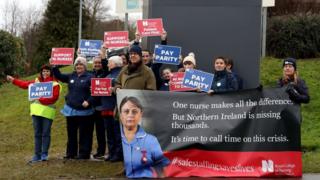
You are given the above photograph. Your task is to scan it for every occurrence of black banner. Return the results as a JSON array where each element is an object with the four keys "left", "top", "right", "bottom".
[{"left": 117, "top": 88, "right": 302, "bottom": 177}]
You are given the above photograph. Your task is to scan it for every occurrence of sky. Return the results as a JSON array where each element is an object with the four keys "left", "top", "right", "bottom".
[{"left": 0, "top": 0, "right": 142, "bottom": 29}]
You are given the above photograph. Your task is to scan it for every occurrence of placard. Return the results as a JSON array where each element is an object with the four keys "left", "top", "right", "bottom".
[
  {"left": 28, "top": 82, "right": 53, "bottom": 100},
  {"left": 154, "top": 44, "right": 181, "bottom": 65},
  {"left": 50, "top": 48, "right": 75, "bottom": 65},
  {"left": 79, "top": 39, "right": 103, "bottom": 57},
  {"left": 170, "top": 72, "right": 194, "bottom": 92},
  {"left": 91, "top": 78, "right": 112, "bottom": 96},
  {"left": 104, "top": 31, "right": 129, "bottom": 48},
  {"left": 136, "top": 18, "right": 163, "bottom": 37},
  {"left": 182, "top": 69, "right": 214, "bottom": 92}
]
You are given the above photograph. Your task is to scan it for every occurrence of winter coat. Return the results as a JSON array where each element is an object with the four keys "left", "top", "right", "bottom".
[
  {"left": 96, "top": 67, "right": 122, "bottom": 111},
  {"left": 277, "top": 77, "right": 310, "bottom": 104},
  {"left": 115, "top": 64, "right": 156, "bottom": 90},
  {"left": 211, "top": 69, "right": 239, "bottom": 93},
  {"left": 53, "top": 67, "right": 94, "bottom": 110}
]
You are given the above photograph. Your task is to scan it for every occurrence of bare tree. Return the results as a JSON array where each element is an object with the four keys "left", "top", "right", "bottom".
[
  {"left": 84, "top": 0, "right": 111, "bottom": 38},
  {"left": 1, "top": 0, "right": 23, "bottom": 36}
]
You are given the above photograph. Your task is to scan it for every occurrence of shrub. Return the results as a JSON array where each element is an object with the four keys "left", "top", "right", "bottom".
[
  {"left": 267, "top": 14, "right": 320, "bottom": 58},
  {"left": 0, "top": 30, "right": 26, "bottom": 85}
]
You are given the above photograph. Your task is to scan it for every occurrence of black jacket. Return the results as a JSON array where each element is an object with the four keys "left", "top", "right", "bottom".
[{"left": 277, "top": 77, "right": 310, "bottom": 104}]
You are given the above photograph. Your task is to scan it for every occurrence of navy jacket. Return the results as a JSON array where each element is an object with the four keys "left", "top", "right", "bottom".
[
  {"left": 277, "top": 77, "right": 310, "bottom": 104},
  {"left": 96, "top": 67, "right": 122, "bottom": 111},
  {"left": 53, "top": 67, "right": 94, "bottom": 110},
  {"left": 211, "top": 69, "right": 239, "bottom": 93}
]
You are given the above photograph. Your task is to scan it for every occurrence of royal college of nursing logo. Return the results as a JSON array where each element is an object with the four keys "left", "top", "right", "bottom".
[
  {"left": 142, "top": 21, "right": 148, "bottom": 26},
  {"left": 262, "top": 160, "right": 274, "bottom": 173}
]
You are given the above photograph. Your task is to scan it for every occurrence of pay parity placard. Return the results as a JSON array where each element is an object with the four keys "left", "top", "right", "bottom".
[
  {"left": 28, "top": 82, "right": 53, "bottom": 101},
  {"left": 154, "top": 45, "right": 181, "bottom": 65},
  {"left": 182, "top": 69, "right": 214, "bottom": 92},
  {"left": 79, "top": 39, "right": 103, "bottom": 57}
]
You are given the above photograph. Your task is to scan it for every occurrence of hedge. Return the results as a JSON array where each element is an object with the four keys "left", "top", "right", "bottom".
[{"left": 267, "top": 14, "right": 320, "bottom": 59}]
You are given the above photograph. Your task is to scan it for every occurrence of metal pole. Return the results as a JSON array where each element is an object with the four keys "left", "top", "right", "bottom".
[
  {"left": 124, "top": 12, "right": 129, "bottom": 31},
  {"left": 262, "top": 7, "right": 267, "bottom": 57},
  {"left": 78, "top": 0, "right": 83, "bottom": 48}
]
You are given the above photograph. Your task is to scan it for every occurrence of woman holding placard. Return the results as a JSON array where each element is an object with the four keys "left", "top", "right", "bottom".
[
  {"left": 96, "top": 55, "right": 124, "bottom": 162},
  {"left": 208, "top": 56, "right": 239, "bottom": 94},
  {"left": 6, "top": 65, "right": 61, "bottom": 163},
  {"left": 52, "top": 57, "right": 95, "bottom": 160}
]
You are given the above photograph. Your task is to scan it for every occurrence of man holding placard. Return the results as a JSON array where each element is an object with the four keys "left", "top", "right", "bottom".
[{"left": 115, "top": 45, "right": 156, "bottom": 90}]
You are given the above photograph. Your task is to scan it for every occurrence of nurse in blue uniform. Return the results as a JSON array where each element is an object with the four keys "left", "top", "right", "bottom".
[{"left": 119, "top": 96, "right": 170, "bottom": 178}]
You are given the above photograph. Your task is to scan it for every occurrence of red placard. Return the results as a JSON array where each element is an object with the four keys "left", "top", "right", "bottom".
[
  {"left": 50, "top": 48, "right": 75, "bottom": 65},
  {"left": 104, "top": 31, "right": 129, "bottom": 48},
  {"left": 136, "top": 18, "right": 163, "bottom": 37},
  {"left": 170, "top": 72, "right": 194, "bottom": 92},
  {"left": 91, "top": 78, "right": 112, "bottom": 96}
]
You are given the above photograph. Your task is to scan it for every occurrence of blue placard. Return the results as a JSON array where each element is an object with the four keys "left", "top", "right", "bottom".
[
  {"left": 127, "top": 0, "right": 139, "bottom": 10},
  {"left": 154, "top": 44, "right": 181, "bottom": 65},
  {"left": 182, "top": 69, "right": 214, "bottom": 92},
  {"left": 28, "top": 82, "right": 53, "bottom": 100},
  {"left": 79, "top": 39, "right": 103, "bottom": 57}
]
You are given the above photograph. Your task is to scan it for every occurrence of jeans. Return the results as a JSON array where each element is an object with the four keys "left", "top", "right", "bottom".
[{"left": 32, "top": 115, "right": 53, "bottom": 158}]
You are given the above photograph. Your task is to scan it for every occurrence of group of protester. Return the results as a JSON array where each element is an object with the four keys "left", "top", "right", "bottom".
[{"left": 6, "top": 29, "right": 310, "bottom": 175}]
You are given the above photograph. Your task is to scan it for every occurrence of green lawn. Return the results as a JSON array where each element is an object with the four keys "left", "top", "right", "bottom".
[
  {"left": 261, "top": 57, "right": 320, "bottom": 172},
  {"left": 0, "top": 58, "right": 319, "bottom": 178}
]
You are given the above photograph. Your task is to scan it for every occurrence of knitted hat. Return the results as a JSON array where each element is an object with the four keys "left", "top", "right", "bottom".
[
  {"left": 283, "top": 58, "right": 296, "bottom": 70},
  {"left": 183, "top": 52, "right": 196, "bottom": 66},
  {"left": 74, "top": 57, "right": 87, "bottom": 69},
  {"left": 129, "top": 45, "right": 142, "bottom": 57},
  {"left": 108, "top": 55, "right": 123, "bottom": 67}
]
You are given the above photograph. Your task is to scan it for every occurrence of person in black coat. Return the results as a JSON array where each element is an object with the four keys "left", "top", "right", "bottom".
[
  {"left": 277, "top": 58, "right": 310, "bottom": 104},
  {"left": 52, "top": 57, "right": 95, "bottom": 159},
  {"left": 208, "top": 56, "right": 239, "bottom": 95},
  {"left": 90, "top": 56, "right": 109, "bottom": 159}
]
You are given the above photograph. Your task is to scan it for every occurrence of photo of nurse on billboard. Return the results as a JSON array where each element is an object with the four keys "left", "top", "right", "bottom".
[{"left": 118, "top": 96, "right": 170, "bottom": 178}]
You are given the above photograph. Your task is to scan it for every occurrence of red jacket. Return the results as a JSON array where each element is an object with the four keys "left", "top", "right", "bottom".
[{"left": 12, "top": 77, "right": 60, "bottom": 105}]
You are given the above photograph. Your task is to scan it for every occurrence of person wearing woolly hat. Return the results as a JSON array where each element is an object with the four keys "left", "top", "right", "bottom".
[
  {"left": 74, "top": 56, "right": 87, "bottom": 69},
  {"left": 115, "top": 44, "right": 156, "bottom": 90},
  {"left": 52, "top": 56, "right": 95, "bottom": 160},
  {"left": 277, "top": 58, "right": 309, "bottom": 104},
  {"left": 179, "top": 52, "right": 196, "bottom": 72},
  {"left": 129, "top": 45, "right": 142, "bottom": 58},
  {"left": 283, "top": 57, "right": 297, "bottom": 70}
]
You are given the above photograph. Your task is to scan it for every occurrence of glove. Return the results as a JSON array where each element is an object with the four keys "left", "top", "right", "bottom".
[
  {"left": 286, "top": 83, "right": 300, "bottom": 102},
  {"left": 256, "top": 84, "right": 263, "bottom": 91}
]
